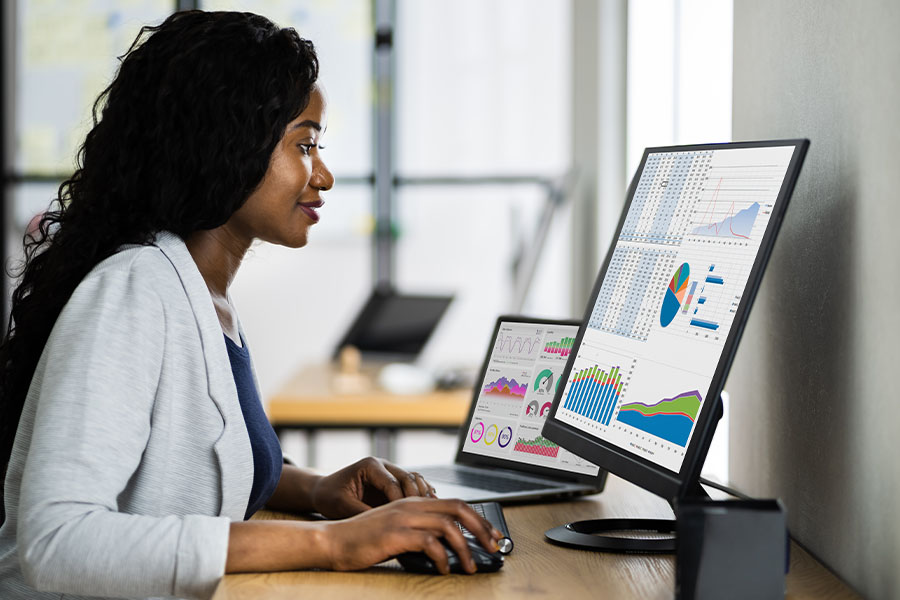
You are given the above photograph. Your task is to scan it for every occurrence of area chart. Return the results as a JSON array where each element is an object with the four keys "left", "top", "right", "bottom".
[
  {"left": 692, "top": 199, "right": 760, "bottom": 240},
  {"left": 483, "top": 376, "right": 527, "bottom": 399},
  {"left": 615, "top": 390, "right": 702, "bottom": 447}
]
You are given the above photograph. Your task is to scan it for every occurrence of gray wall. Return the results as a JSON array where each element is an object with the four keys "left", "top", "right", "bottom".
[{"left": 729, "top": 1, "right": 900, "bottom": 598}]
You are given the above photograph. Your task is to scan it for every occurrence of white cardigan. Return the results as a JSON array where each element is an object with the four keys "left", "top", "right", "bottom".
[{"left": 0, "top": 232, "right": 257, "bottom": 600}]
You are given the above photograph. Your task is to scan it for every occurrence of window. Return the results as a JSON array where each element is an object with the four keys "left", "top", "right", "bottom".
[{"left": 627, "top": 0, "right": 734, "bottom": 481}]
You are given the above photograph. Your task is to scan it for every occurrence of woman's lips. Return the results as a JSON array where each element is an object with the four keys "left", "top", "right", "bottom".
[{"left": 298, "top": 199, "right": 324, "bottom": 223}]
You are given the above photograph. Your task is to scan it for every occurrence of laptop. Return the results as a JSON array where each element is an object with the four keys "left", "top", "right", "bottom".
[{"left": 413, "top": 316, "right": 607, "bottom": 502}]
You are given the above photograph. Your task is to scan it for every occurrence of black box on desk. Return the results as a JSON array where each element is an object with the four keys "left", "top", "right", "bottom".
[{"left": 675, "top": 499, "right": 787, "bottom": 600}]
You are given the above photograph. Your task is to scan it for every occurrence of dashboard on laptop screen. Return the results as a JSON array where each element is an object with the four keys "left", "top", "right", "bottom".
[{"left": 461, "top": 320, "right": 600, "bottom": 476}]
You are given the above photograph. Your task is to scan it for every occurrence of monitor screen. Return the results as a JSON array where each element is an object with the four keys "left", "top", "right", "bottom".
[
  {"left": 334, "top": 287, "right": 453, "bottom": 360},
  {"left": 459, "top": 319, "right": 600, "bottom": 477},
  {"left": 543, "top": 140, "right": 808, "bottom": 498}
]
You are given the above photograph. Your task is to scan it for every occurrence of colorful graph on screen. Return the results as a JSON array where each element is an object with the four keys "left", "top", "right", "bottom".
[
  {"left": 533, "top": 369, "right": 555, "bottom": 393},
  {"left": 562, "top": 364, "right": 623, "bottom": 426},
  {"left": 660, "top": 262, "right": 690, "bottom": 327},
  {"left": 482, "top": 376, "right": 527, "bottom": 399},
  {"left": 494, "top": 333, "right": 541, "bottom": 357},
  {"left": 513, "top": 434, "right": 560, "bottom": 458},
  {"left": 688, "top": 265, "right": 724, "bottom": 332},
  {"left": 692, "top": 198, "right": 761, "bottom": 240},
  {"left": 615, "top": 390, "right": 702, "bottom": 447},
  {"left": 543, "top": 336, "right": 575, "bottom": 358}
]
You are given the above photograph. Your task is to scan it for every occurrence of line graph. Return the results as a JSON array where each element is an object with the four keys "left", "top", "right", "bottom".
[
  {"left": 493, "top": 333, "right": 541, "bottom": 358},
  {"left": 691, "top": 177, "right": 761, "bottom": 239},
  {"left": 687, "top": 163, "right": 783, "bottom": 244}
]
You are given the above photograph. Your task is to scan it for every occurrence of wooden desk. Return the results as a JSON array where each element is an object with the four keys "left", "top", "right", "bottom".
[
  {"left": 267, "top": 364, "right": 471, "bottom": 462},
  {"left": 213, "top": 476, "right": 859, "bottom": 600}
]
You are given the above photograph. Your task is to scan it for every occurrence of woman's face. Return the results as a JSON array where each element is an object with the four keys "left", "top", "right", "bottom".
[{"left": 228, "top": 85, "right": 334, "bottom": 248}]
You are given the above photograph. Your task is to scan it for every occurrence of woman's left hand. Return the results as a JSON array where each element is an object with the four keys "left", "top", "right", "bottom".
[{"left": 310, "top": 457, "right": 436, "bottom": 519}]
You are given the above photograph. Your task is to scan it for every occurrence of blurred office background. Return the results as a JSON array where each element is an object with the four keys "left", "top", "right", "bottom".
[{"left": 1, "top": 0, "right": 732, "bottom": 475}]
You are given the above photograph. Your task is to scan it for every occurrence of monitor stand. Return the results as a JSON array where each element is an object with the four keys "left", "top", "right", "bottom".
[{"left": 544, "top": 395, "right": 723, "bottom": 554}]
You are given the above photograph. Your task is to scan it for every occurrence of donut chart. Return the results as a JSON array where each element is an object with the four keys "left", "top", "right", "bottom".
[
  {"left": 484, "top": 424, "right": 499, "bottom": 445},
  {"left": 498, "top": 426, "right": 513, "bottom": 448},
  {"left": 470, "top": 422, "right": 485, "bottom": 443}
]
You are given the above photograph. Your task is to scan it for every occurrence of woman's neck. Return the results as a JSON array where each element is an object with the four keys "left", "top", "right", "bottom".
[
  {"left": 184, "top": 227, "right": 251, "bottom": 342},
  {"left": 184, "top": 227, "right": 250, "bottom": 298}
]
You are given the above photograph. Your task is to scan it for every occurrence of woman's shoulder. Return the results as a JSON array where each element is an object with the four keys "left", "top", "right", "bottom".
[
  {"left": 86, "top": 241, "right": 181, "bottom": 291},
  {"left": 66, "top": 242, "right": 188, "bottom": 318}
]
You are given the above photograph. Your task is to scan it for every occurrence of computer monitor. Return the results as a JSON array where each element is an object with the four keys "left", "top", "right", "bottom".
[
  {"left": 542, "top": 139, "right": 809, "bottom": 552},
  {"left": 333, "top": 286, "right": 453, "bottom": 362}
]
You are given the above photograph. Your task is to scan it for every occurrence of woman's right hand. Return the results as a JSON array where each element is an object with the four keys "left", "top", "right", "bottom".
[{"left": 323, "top": 496, "right": 502, "bottom": 575}]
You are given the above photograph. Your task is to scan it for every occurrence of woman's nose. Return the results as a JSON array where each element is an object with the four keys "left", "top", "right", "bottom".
[{"left": 313, "top": 159, "right": 334, "bottom": 191}]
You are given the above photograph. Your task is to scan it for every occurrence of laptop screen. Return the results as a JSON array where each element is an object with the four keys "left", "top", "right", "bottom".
[{"left": 460, "top": 319, "right": 601, "bottom": 476}]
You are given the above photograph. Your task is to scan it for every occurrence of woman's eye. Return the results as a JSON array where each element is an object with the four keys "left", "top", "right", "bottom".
[
  {"left": 298, "top": 144, "right": 313, "bottom": 156},
  {"left": 317, "top": 144, "right": 326, "bottom": 151}
]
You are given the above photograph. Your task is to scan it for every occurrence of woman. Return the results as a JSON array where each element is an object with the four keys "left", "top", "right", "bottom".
[{"left": 0, "top": 10, "right": 500, "bottom": 600}]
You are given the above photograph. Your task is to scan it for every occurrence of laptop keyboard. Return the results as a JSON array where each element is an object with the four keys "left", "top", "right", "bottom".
[{"left": 419, "top": 465, "right": 554, "bottom": 493}]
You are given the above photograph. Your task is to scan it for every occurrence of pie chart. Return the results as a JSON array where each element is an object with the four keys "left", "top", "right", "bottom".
[{"left": 660, "top": 262, "right": 690, "bottom": 327}]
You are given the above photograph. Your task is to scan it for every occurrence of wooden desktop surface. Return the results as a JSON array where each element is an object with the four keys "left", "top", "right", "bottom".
[
  {"left": 213, "top": 475, "right": 859, "bottom": 600},
  {"left": 266, "top": 364, "right": 471, "bottom": 428}
]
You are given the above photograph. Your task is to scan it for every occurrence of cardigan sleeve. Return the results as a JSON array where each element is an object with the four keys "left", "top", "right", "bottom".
[{"left": 16, "top": 254, "right": 230, "bottom": 600}]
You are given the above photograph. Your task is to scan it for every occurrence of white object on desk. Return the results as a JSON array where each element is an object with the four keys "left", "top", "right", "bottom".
[{"left": 377, "top": 363, "right": 436, "bottom": 395}]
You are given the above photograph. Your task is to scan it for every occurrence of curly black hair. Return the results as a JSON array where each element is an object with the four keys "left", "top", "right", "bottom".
[{"left": 0, "top": 10, "right": 319, "bottom": 495}]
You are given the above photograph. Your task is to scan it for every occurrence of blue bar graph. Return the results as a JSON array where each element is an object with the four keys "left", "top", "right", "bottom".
[
  {"left": 563, "top": 365, "right": 622, "bottom": 426},
  {"left": 690, "top": 319, "right": 720, "bottom": 330},
  {"left": 705, "top": 276, "right": 724, "bottom": 284}
]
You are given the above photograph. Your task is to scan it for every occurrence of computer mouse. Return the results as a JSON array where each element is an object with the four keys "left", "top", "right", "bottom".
[{"left": 395, "top": 537, "right": 504, "bottom": 574}]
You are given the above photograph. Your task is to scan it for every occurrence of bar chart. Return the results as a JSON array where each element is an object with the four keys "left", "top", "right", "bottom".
[
  {"left": 513, "top": 433, "right": 560, "bottom": 458},
  {"left": 563, "top": 364, "right": 623, "bottom": 426},
  {"left": 543, "top": 335, "right": 575, "bottom": 358},
  {"left": 687, "top": 264, "right": 730, "bottom": 332}
]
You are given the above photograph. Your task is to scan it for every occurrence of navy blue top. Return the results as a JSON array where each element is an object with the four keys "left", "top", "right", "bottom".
[{"left": 224, "top": 334, "right": 283, "bottom": 519}]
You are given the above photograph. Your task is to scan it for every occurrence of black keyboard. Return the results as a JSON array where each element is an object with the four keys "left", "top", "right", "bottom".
[{"left": 419, "top": 465, "right": 554, "bottom": 493}]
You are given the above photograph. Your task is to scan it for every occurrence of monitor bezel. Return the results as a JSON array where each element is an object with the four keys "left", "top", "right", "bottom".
[
  {"left": 454, "top": 315, "right": 607, "bottom": 486},
  {"left": 332, "top": 285, "right": 453, "bottom": 362},
  {"left": 542, "top": 138, "right": 810, "bottom": 501}
]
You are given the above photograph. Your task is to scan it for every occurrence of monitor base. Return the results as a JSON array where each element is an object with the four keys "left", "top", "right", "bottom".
[
  {"left": 544, "top": 518, "right": 677, "bottom": 553},
  {"left": 545, "top": 476, "right": 714, "bottom": 553}
]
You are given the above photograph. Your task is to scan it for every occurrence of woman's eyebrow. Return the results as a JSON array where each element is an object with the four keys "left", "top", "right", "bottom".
[{"left": 289, "top": 119, "right": 321, "bottom": 132}]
